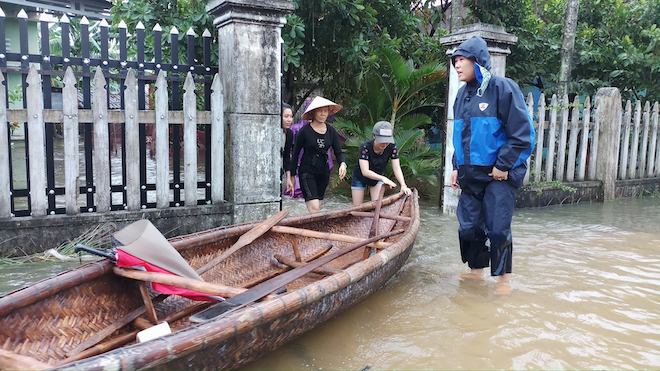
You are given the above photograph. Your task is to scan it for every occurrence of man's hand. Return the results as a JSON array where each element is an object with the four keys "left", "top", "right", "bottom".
[
  {"left": 489, "top": 167, "right": 508, "bottom": 181},
  {"left": 450, "top": 170, "right": 459, "bottom": 190}
]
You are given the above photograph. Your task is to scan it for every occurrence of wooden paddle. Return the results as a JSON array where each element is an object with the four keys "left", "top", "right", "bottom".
[
  {"left": 196, "top": 208, "right": 289, "bottom": 275},
  {"left": 190, "top": 228, "right": 405, "bottom": 323}
]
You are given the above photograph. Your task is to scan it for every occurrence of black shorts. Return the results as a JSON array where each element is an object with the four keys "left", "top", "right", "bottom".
[{"left": 299, "top": 172, "right": 330, "bottom": 202}]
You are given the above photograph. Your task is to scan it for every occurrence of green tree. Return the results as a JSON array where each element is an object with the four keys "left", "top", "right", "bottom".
[
  {"left": 465, "top": 0, "right": 659, "bottom": 100},
  {"left": 282, "top": 0, "right": 448, "bottom": 109},
  {"left": 332, "top": 48, "right": 445, "bottom": 197},
  {"left": 110, "top": 0, "right": 216, "bottom": 65}
]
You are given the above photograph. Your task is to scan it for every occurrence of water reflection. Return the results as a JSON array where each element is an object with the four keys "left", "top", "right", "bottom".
[{"left": 243, "top": 197, "right": 660, "bottom": 370}]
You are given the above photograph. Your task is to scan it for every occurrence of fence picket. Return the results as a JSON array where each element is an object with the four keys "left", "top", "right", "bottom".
[
  {"left": 556, "top": 95, "right": 569, "bottom": 180},
  {"left": 92, "top": 67, "right": 111, "bottom": 212},
  {"left": 639, "top": 101, "right": 650, "bottom": 176},
  {"left": 0, "top": 72, "right": 9, "bottom": 218},
  {"left": 628, "top": 101, "right": 642, "bottom": 179},
  {"left": 211, "top": 74, "right": 224, "bottom": 203},
  {"left": 565, "top": 96, "right": 580, "bottom": 181},
  {"left": 619, "top": 101, "right": 632, "bottom": 179},
  {"left": 1, "top": 11, "right": 218, "bottom": 218},
  {"left": 124, "top": 69, "right": 140, "bottom": 210},
  {"left": 533, "top": 94, "right": 546, "bottom": 182},
  {"left": 524, "top": 93, "right": 533, "bottom": 185},
  {"left": 155, "top": 71, "right": 170, "bottom": 208},
  {"left": 545, "top": 95, "right": 558, "bottom": 181},
  {"left": 62, "top": 67, "right": 79, "bottom": 215},
  {"left": 26, "top": 66, "right": 47, "bottom": 216},
  {"left": 183, "top": 72, "right": 198, "bottom": 206},
  {"left": 648, "top": 102, "right": 659, "bottom": 177},
  {"left": 588, "top": 95, "right": 600, "bottom": 181},
  {"left": 577, "top": 97, "right": 591, "bottom": 181}
]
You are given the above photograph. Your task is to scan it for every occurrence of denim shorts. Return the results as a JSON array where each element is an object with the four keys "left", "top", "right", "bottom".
[{"left": 351, "top": 176, "right": 382, "bottom": 190}]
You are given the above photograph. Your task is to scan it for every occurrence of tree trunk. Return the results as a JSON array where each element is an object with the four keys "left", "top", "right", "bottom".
[
  {"left": 449, "top": 0, "right": 465, "bottom": 32},
  {"left": 558, "top": 0, "right": 580, "bottom": 97}
]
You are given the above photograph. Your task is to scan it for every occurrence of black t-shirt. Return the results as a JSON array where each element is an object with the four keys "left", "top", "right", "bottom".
[
  {"left": 282, "top": 128, "right": 294, "bottom": 173},
  {"left": 352, "top": 140, "right": 399, "bottom": 186},
  {"left": 290, "top": 124, "right": 345, "bottom": 175}
]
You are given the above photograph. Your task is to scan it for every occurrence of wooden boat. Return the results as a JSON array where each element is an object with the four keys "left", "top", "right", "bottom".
[{"left": 0, "top": 191, "right": 419, "bottom": 371}]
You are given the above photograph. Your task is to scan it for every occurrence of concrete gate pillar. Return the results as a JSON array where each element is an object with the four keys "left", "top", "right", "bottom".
[
  {"left": 439, "top": 24, "right": 518, "bottom": 213},
  {"left": 207, "top": 0, "right": 294, "bottom": 223}
]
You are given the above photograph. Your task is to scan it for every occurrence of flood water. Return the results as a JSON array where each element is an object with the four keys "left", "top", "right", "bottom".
[{"left": 1, "top": 196, "right": 659, "bottom": 370}]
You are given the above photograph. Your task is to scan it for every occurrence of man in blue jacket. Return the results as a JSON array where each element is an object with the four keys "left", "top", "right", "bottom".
[{"left": 449, "top": 36, "right": 535, "bottom": 294}]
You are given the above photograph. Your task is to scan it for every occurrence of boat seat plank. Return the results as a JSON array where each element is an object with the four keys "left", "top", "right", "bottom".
[
  {"left": 349, "top": 211, "right": 411, "bottom": 222},
  {"left": 270, "top": 226, "right": 391, "bottom": 249}
]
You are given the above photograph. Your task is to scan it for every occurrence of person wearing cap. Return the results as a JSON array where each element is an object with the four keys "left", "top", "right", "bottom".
[
  {"left": 351, "top": 121, "right": 411, "bottom": 205},
  {"left": 288, "top": 96, "right": 347, "bottom": 213},
  {"left": 450, "top": 36, "right": 535, "bottom": 294}
]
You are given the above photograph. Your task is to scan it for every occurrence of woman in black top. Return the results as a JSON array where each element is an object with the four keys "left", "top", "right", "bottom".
[
  {"left": 288, "top": 96, "right": 347, "bottom": 213},
  {"left": 351, "top": 121, "right": 411, "bottom": 205},
  {"left": 282, "top": 103, "right": 294, "bottom": 196}
]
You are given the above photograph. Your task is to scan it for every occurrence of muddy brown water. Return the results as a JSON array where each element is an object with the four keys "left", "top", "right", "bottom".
[{"left": 1, "top": 195, "right": 659, "bottom": 370}]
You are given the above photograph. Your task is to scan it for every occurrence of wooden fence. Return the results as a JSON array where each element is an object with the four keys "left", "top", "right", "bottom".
[
  {"left": 0, "top": 8, "right": 217, "bottom": 217},
  {"left": 525, "top": 93, "right": 659, "bottom": 185},
  {"left": 0, "top": 65, "right": 224, "bottom": 218}
]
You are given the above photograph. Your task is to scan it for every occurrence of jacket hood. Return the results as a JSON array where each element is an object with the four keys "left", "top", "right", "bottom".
[{"left": 451, "top": 36, "right": 491, "bottom": 71}]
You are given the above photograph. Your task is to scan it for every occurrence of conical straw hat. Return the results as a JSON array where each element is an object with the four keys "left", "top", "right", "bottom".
[{"left": 302, "top": 96, "right": 342, "bottom": 120}]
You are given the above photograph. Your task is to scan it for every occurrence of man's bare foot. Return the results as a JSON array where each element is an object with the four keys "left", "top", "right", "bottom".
[
  {"left": 494, "top": 274, "right": 512, "bottom": 295},
  {"left": 459, "top": 269, "right": 484, "bottom": 281}
]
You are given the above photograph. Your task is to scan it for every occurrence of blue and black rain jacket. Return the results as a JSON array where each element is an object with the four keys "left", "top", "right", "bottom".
[{"left": 451, "top": 36, "right": 535, "bottom": 177}]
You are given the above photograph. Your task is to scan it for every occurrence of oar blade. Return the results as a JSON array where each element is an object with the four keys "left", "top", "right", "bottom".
[{"left": 189, "top": 301, "right": 241, "bottom": 322}]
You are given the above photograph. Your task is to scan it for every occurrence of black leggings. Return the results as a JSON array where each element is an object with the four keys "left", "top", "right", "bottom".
[{"left": 299, "top": 172, "right": 330, "bottom": 202}]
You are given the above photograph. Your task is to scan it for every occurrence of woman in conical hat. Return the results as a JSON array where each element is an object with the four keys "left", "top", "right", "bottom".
[{"left": 288, "top": 96, "right": 347, "bottom": 213}]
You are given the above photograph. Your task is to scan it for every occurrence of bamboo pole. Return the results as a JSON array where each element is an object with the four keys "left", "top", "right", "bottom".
[
  {"left": 349, "top": 211, "right": 411, "bottom": 222},
  {"left": 113, "top": 267, "right": 246, "bottom": 297},
  {"left": 137, "top": 282, "right": 158, "bottom": 324},
  {"left": 270, "top": 226, "right": 391, "bottom": 249}
]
